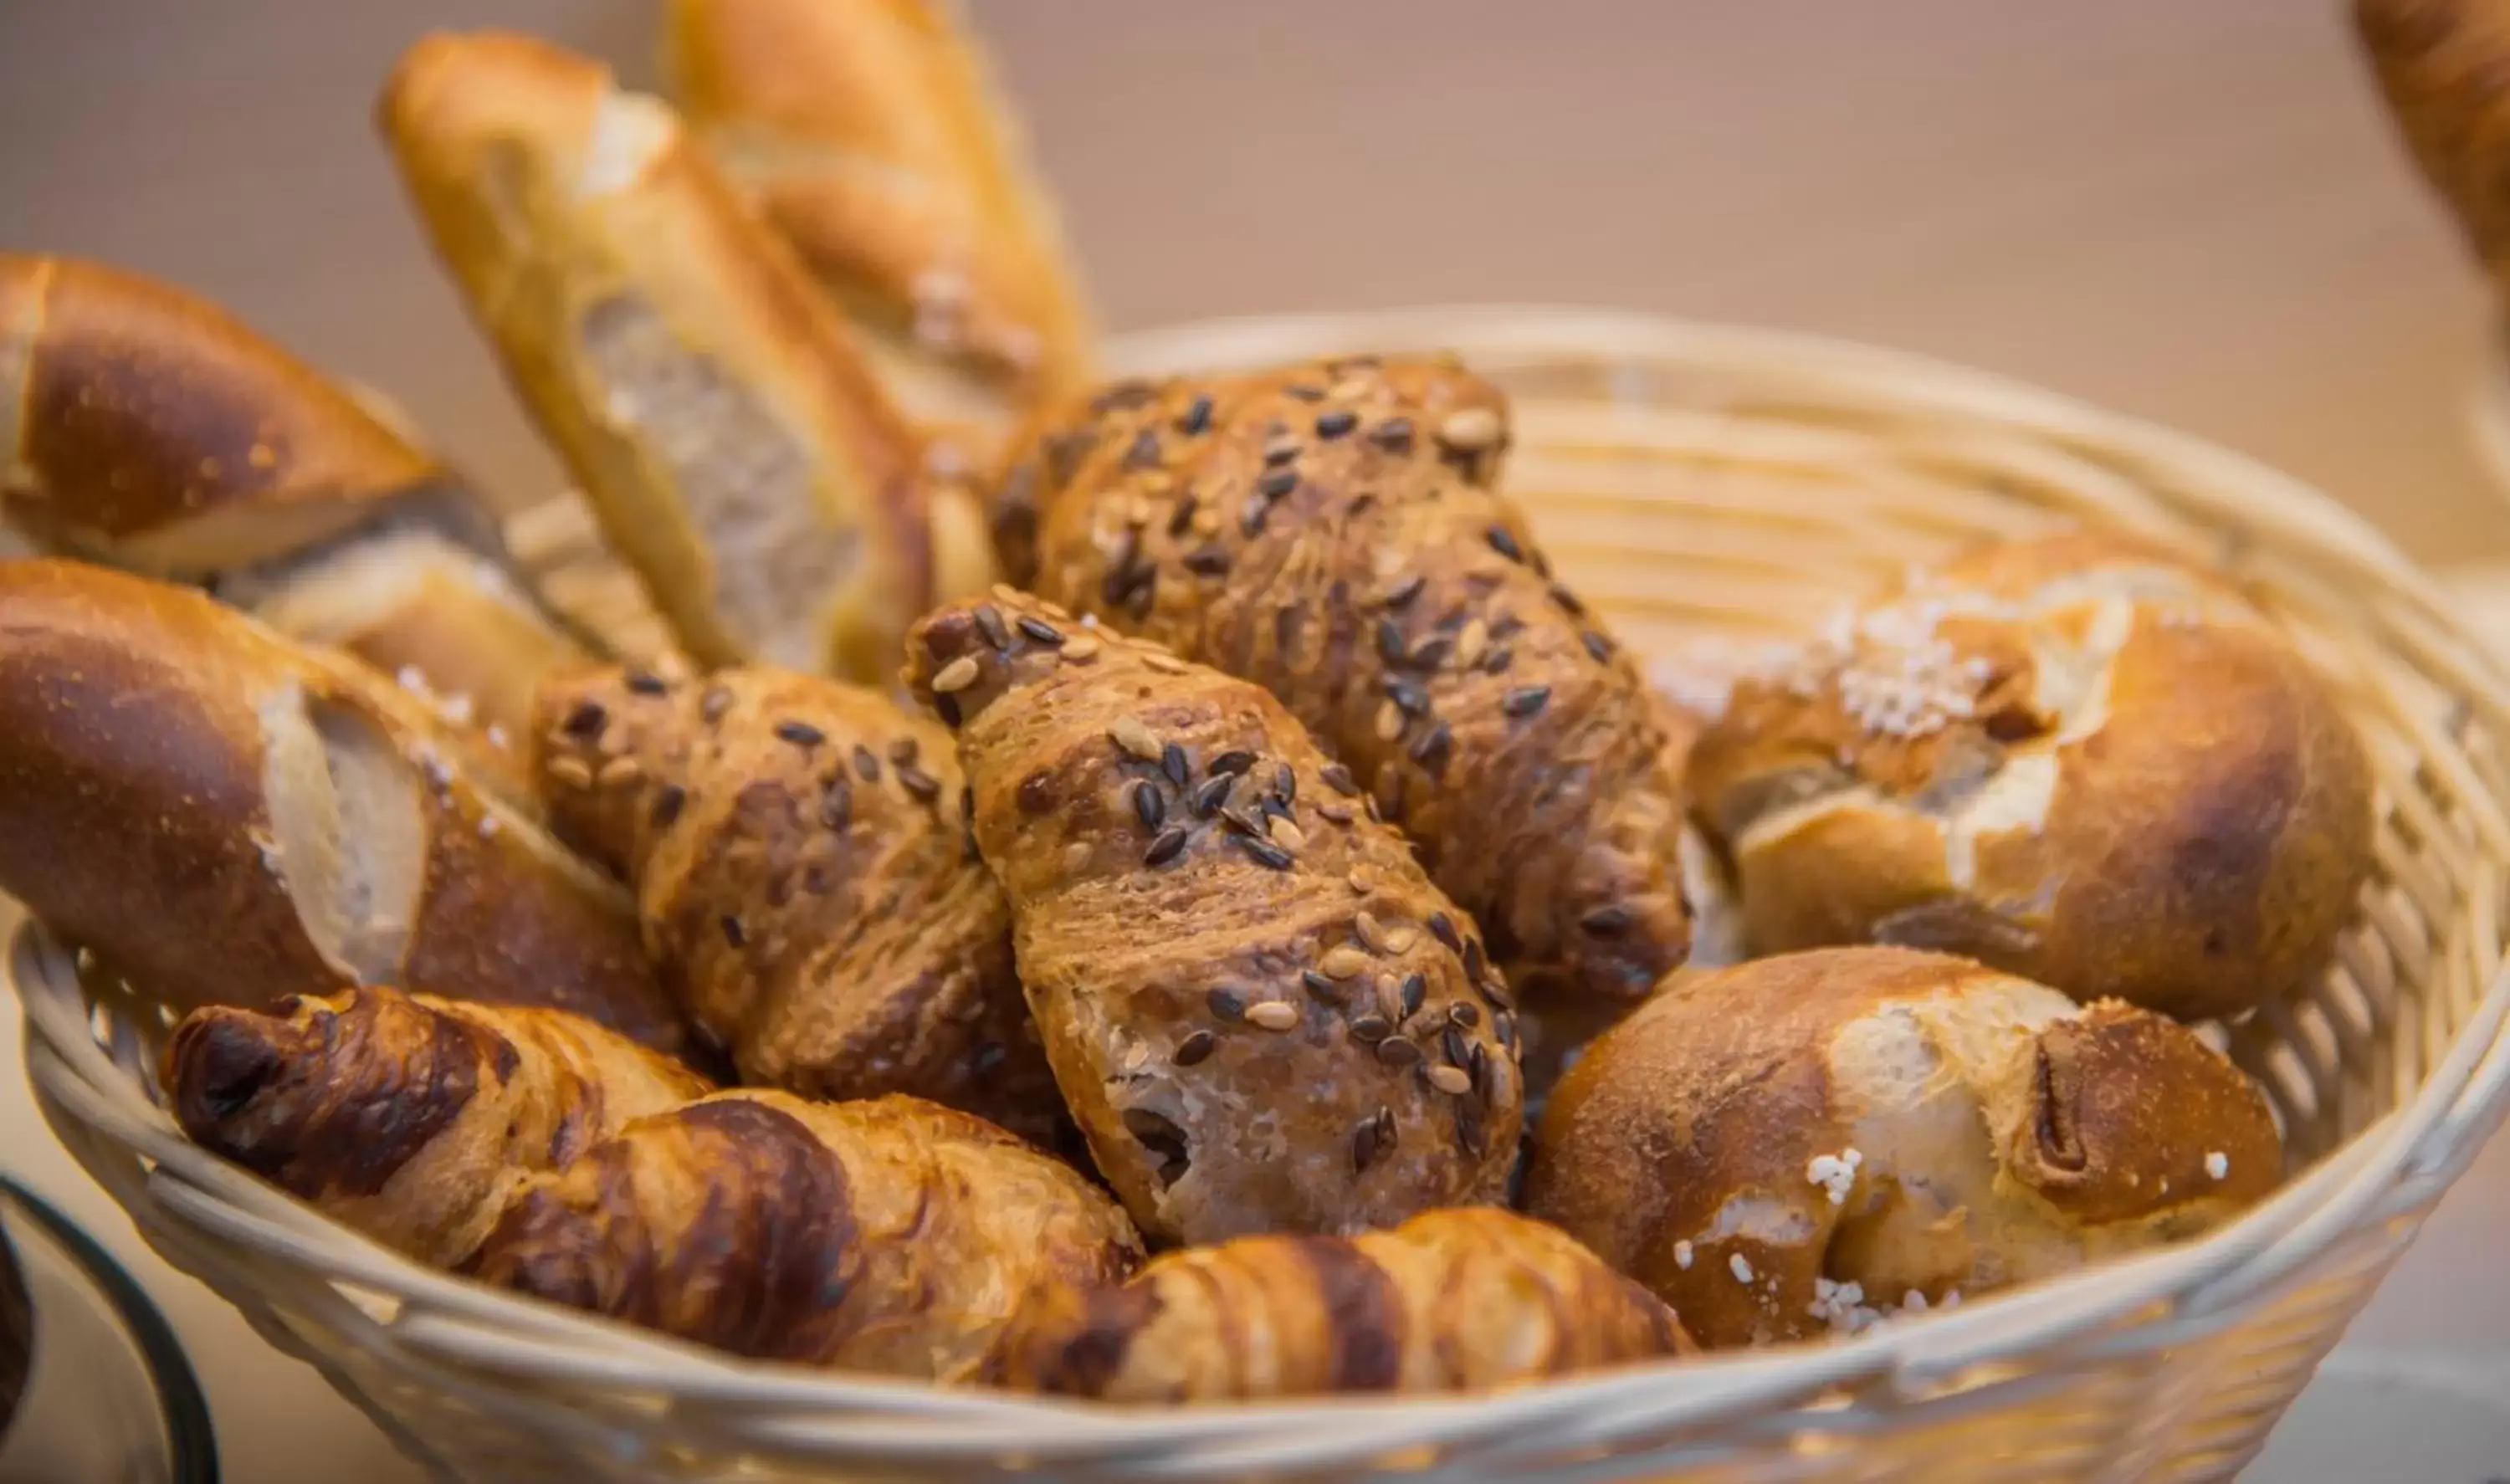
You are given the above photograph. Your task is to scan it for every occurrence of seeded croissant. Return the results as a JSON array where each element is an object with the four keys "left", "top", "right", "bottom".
[
  {"left": 996, "top": 1206, "right": 1690, "bottom": 1399},
  {"left": 470, "top": 1090, "right": 1142, "bottom": 1379},
  {"left": 995, "top": 358, "right": 1692, "bottom": 1006},
  {"left": 166, "top": 985, "right": 711, "bottom": 1267},
  {"left": 902, "top": 587, "right": 1522, "bottom": 1246},
  {"left": 530, "top": 663, "right": 1066, "bottom": 1148}
]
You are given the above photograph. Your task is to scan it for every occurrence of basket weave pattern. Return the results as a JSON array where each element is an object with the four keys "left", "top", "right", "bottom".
[{"left": 20, "top": 308, "right": 2510, "bottom": 1483}]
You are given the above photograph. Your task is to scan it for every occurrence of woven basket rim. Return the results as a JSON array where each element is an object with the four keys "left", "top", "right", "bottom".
[{"left": 19, "top": 304, "right": 2510, "bottom": 1468}]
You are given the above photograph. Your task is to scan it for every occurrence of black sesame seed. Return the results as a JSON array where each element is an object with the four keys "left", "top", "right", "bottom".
[
  {"left": 700, "top": 687, "right": 733, "bottom": 724},
  {"left": 1241, "top": 493, "right": 1271, "bottom": 536},
  {"left": 1133, "top": 780, "right": 1166, "bottom": 831},
  {"left": 1449, "top": 1000, "right": 1482, "bottom": 1029},
  {"left": 1322, "top": 762, "right": 1361, "bottom": 796},
  {"left": 1369, "top": 417, "right": 1416, "bottom": 453},
  {"left": 820, "top": 780, "right": 851, "bottom": 831},
  {"left": 625, "top": 671, "right": 668, "bottom": 696},
  {"left": 1410, "top": 721, "right": 1454, "bottom": 775},
  {"left": 1503, "top": 685, "right": 1552, "bottom": 718},
  {"left": 1184, "top": 545, "right": 1232, "bottom": 576},
  {"left": 1314, "top": 409, "right": 1358, "bottom": 439},
  {"left": 1352, "top": 1117, "right": 1382, "bottom": 1173},
  {"left": 1350, "top": 1014, "right": 1393, "bottom": 1041},
  {"left": 1285, "top": 383, "right": 1327, "bottom": 402},
  {"left": 1258, "top": 468, "right": 1299, "bottom": 500},
  {"left": 1209, "top": 750, "right": 1257, "bottom": 778},
  {"left": 1381, "top": 574, "right": 1426, "bottom": 609},
  {"left": 1206, "top": 987, "right": 1247, "bottom": 1023},
  {"left": 897, "top": 765, "right": 941, "bottom": 801},
  {"left": 1376, "top": 1037, "right": 1423, "bottom": 1069},
  {"left": 853, "top": 745, "right": 881, "bottom": 782},
  {"left": 1123, "top": 430, "right": 1163, "bottom": 469},
  {"left": 776, "top": 719, "right": 827, "bottom": 749},
  {"left": 1487, "top": 526, "right": 1525, "bottom": 563},
  {"left": 1442, "top": 1025, "right": 1471, "bottom": 1068},
  {"left": 1161, "top": 743, "right": 1190, "bottom": 788},
  {"left": 1192, "top": 775, "right": 1234, "bottom": 816},
  {"left": 652, "top": 783, "right": 687, "bottom": 828},
  {"left": 1302, "top": 970, "right": 1345, "bottom": 1003},
  {"left": 720, "top": 914, "right": 747, "bottom": 949},
  {"left": 1175, "top": 1029, "right": 1218, "bottom": 1067},
  {"left": 561, "top": 700, "right": 607, "bottom": 739},
  {"left": 1167, "top": 493, "right": 1199, "bottom": 536},
  {"left": 1017, "top": 615, "right": 1066, "bottom": 646},
  {"left": 1145, "top": 826, "right": 1191, "bottom": 867},
  {"left": 1263, "top": 440, "right": 1301, "bottom": 468},
  {"left": 1237, "top": 835, "right": 1295, "bottom": 870},
  {"left": 1582, "top": 904, "right": 1634, "bottom": 937},
  {"left": 1401, "top": 973, "right": 1427, "bottom": 1019},
  {"left": 1550, "top": 583, "right": 1587, "bottom": 617},
  {"left": 974, "top": 604, "right": 1012, "bottom": 650},
  {"left": 1220, "top": 806, "right": 1266, "bottom": 837},
  {"left": 1584, "top": 630, "right": 1616, "bottom": 663},
  {"left": 1482, "top": 647, "right": 1514, "bottom": 676},
  {"left": 1429, "top": 913, "right": 1462, "bottom": 953},
  {"left": 1176, "top": 394, "right": 1215, "bottom": 436},
  {"left": 1376, "top": 618, "right": 1407, "bottom": 664}
]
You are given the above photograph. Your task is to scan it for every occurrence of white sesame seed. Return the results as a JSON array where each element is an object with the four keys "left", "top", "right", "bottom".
[
  {"left": 1729, "top": 1254, "right": 1754, "bottom": 1284},
  {"left": 1674, "top": 1241, "right": 1693, "bottom": 1270},
  {"left": 2205, "top": 1151, "right": 2229, "bottom": 1180}
]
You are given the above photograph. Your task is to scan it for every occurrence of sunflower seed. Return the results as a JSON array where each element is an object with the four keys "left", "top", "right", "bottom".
[
  {"left": 1381, "top": 924, "right": 1419, "bottom": 954},
  {"left": 1375, "top": 1036, "right": 1423, "bottom": 1069},
  {"left": 1237, "top": 835, "right": 1294, "bottom": 870},
  {"left": 1427, "top": 1064, "right": 1473, "bottom": 1096},
  {"left": 1408, "top": 635, "right": 1453, "bottom": 671},
  {"left": 1258, "top": 468, "right": 1299, "bottom": 499},
  {"left": 820, "top": 780, "right": 851, "bottom": 831},
  {"left": 561, "top": 699, "right": 607, "bottom": 739},
  {"left": 1209, "top": 750, "right": 1257, "bottom": 777},
  {"left": 1375, "top": 701, "right": 1406, "bottom": 741},
  {"left": 1352, "top": 1117, "right": 1383, "bottom": 1172},
  {"left": 1581, "top": 904, "right": 1634, "bottom": 937},
  {"left": 1167, "top": 494, "right": 1200, "bottom": 536},
  {"left": 1454, "top": 1098, "right": 1488, "bottom": 1157},
  {"left": 1455, "top": 619, "right": 1489, "bottom": 668},
  {"left": 1428, "top": 912, "right": 1462, "bottom": 953},
  {"left": 1401, "top": 973, "right": 1427, "bottom": 1019},
  {"left": 1177, "top": 395, "right": 1215, "bottom": 435},
  {"left": 1110, "top": 717, "right": 1163, "bottom": 760},
  {"left": 1410, "top": 721, "right": 1454, "bottom": 775},
  {"left": 974, "top": 605, "right": 1012, "bottom": 650},
  {"left": 1268, "top": 815, "right": 1307, "bottom": 851},
  {"left": 1206, "top": 987, "right": 1247, "bottom": 1022},
  {"left": 1133, "top": 780, "right": 1166, "bottom": 831},
  {"left": 853, "top": 745, "right": 882, "bottom": 781},
  {"left": 1503, "top": 685, "right": 1552, "bottom": 718},
  {"left": 1550, "top": 583, "right": 1587, "bottom": 617},
  {"left": 1584, "top": 630, "right": 1616, "bottom": 663},
  {"left": 1275, "top": 763, "right": 1297, "bottom": 802},
  {"left": 652, "top": 784, "right": 688, "bottom": 828},
  {"left": 1143, "top": 651, "right": 1189, "bottom": 675},
  {"left": 1349, "top": 1014, "right": 1393, "bottom": 1042},
  {"left": 1440, "top": 407, "right": 1503, "bottom": 452},
  {"left": 1263, "top": 435, "right": 1302, "bottom": 465},
  {"left": 597, "top": 756, "right": 642, "bottom": 787},
  {"left": 700, "top": 687, "right": 734, "bottom": 724},
  {"left": 930, "top": 656, "right": 982, "bottom": 693},
  {"left": 1245, "top": 1000, "right": 1302, "bottom": 1031},
  {"left": 1322, "top": 762, "right": 1361, "bottom": 796},
  {"left": 720, "top": 914, "right": 747, "bottom": 949},
  {"left": 1369, "top": 417, "right": 1416, "bottom": 453},
  {"left": 1161, "top": 743, "right": 1190, "bottom": 787},
  {"left": 1145, "top": 827, "right": 1191, "bottom": 866},
  {"left": 1302, "top": 970, "right": 1345, "bottom": 1003},
  {"left": 1184, "top": 546, "right": 1232, "bottom": 576},
  {"left": 1380, "top": 574, "right": 1426, "bottom": 610},
  {"left": 1319, "top": 946, "right": 1373, "bottom": 979},
  {"left": 1386, "top": 677, "right": 1432, "bottom": 716},
  {"left": 1348, "top": 865, "right": 1377, "bottom": 894},
  {"left": 1315, "top": 409, "right": 1357, "bottom": 438},
  {"left": 1174, "top": 1030, "right": 1217, "bottom": 1066},
  {"left": 1061, "top": 634, "right": 1102, "bottom": 661},
  {"left": 1192, "top": 775, "right": 1234, "bottom": 816},
  {"left": 1448, "top": 1000, "right": 1482, "bottom": 1029},
  {"left": 897, "top": 765, "right": 941, "bottom": 801},
  {"left": 1018, "top": 616, "right": 1067, "bottom": 646},
  {"left": 1442, "top": 1024, "right": 1472, "bottom": 1069}
]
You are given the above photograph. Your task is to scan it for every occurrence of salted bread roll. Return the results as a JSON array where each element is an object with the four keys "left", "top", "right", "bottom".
[
  {"left": 381, "top": 30, "right": 958, "bottom": 683},
  {"left": 1684, "top": 534, "right": 2374, "bottom": 1021},
  {"left": 1523, "top": 947, "right": 2283, "bottom": 1348},
  {"left": 663, "top": 0, "right": 1097, "bottom": 470}
]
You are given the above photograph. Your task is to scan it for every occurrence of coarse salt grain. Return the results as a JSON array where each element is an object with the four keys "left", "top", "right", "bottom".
[
  {"left": 486, "top": 724, "right": 511, "bottom": 750},
  {"left": 1806, "top": 1148, "right": 1863, "bottom": 1205},
  {"left": 1729, "top": 1254, "right": 1754, "bottom": 1284},
  {"left": 2205, "top": 1151, "right": 2229, "bottom": 1180},
  {"left": 1673, "top": 1241, "right": 1694, "bottom": 1271}
]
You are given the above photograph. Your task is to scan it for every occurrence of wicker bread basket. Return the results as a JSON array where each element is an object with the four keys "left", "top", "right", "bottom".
[{"left": 21, "top": 306, "right": 2510, "bottom": 1483}]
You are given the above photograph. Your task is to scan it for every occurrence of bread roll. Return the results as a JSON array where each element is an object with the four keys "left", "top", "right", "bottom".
[
  {"left": 0, "top": 253, "right": 589, "bottom": 748},
  {"left": 531, "top": 663, "right": 1067, "bottom": 1149},
  {"left": 1685, "top": 534, "right": 2374, "bottom": 1021},
  {"left": 2356, "top": 0, "right": 2510, "bottom": 288},
  {"left": 472, "top": 1090, "right": 1141, "bottom": 1379},
  {"left": 1000, "top": 358, "right": 1693, "bottom": 1009},
  {"left": 1523, "top": 947, "right": 2282, "bottom": 1348},
  {"left": 902, "top": 586, "right": 1522, "bottom": 1246},
  {"left": 380, "top": 31, "right": 955, "bottom": 683},
  {"left": 0, "top": 559, "right": 688, "bottom": 1052},
  {"left": 664, "top": 0, "right": 1097, "bottom": 471},
  {"left": 166, "top": 985, "right": 709, "bottom": 1267},
  {"left": 997, "top": 1207, "right": 1688, "bottom": 1400}
]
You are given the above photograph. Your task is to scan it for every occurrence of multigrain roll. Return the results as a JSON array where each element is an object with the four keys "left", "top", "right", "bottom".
[
  {"left": 1684, "top": 534, "right": 2375, "bottom": 1021},
  {"left": 902, "top": 586, "right": 1522, "bottom": 1246},
  {"left": 2356, "top": 0, "right": 2510, "bottom": 289},
  {"left": 997, "top": 1207, "right": 1690, "bottom": 1400},
  {"left": 1000, "top": 359, "right": 1693, "bottom": 1009},
  {"left": 1523, "top": 948, "right": 2283, "bottom": 1348}
]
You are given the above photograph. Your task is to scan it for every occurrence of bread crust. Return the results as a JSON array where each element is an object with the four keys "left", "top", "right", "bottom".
[
  {"left": 1686, "top": 534, "right": 2374, "bottom": 1020},
  {"left": 1524, "top": 946, "right": 2283, "bottom": 1347}
]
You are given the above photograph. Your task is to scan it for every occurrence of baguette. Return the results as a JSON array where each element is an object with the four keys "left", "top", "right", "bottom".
[
  {"left": 0, "top": 559, "right": 689, "bottom": 1054},
  {"left": 0, "top": 253, "right": 592, "bottom": 747},
  {"left": 381, "top": 31, "right": 956, "bottom": 683},
  {"left": 663, "top": 0, "right": 1097, "bottom": 469}
]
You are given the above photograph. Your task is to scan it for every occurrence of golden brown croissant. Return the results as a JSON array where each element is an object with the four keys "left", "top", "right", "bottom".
[
  {"left": 996, "top": 1207, "right": 1690, "bottom": 1400},
  {"left": 470, "top": 1090, "right": 1141, "bottom": 1379},
  {"left": 901, "top": 586, "right": 1522, "bottom": 1246},
  {"left": 530, "top": 662, "right": 1066, "bottom": 1147},
  {"left": 996, "top": 359, "right": 1693, "bottom": 1008},
  {"left": 165, "top": 985, "right": 711, "bottom": 1267}
]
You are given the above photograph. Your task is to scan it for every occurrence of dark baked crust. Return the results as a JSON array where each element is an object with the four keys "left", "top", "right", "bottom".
[
  {"left": 903, "top": 586, "right": 1522, "bottom": 1245},
  {"left": 996, "top": 357, "right": 1692, "bottom": 1006}
]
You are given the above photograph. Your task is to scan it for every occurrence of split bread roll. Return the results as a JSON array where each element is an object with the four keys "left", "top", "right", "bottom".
[
  {"left": 166, "top": 986, "right": 710, "bottom": 1268},
  {"left": 0, "top": 560, "right": 689, "bottom": 1052},
  {"left": 999, "top": 359, "right": 1693, "bottom": 1008},
  {"left": 996, "top": 1207, "right": 1691, "bottom": 1400},
  {"left": 0, "top": 253, "right": 592, "bottom": 750},
  {"left": 1523, "top": 947, "right": 2283, "bottom": 1348},
  {"left": 664, "top": 0, "right": 1098, "bottom": 470},
  {"left": 382, "top": 30, "right": 974, "bottom": 683},
  {"left": 903, "top": 586, "right": 1523, "bottom": 1246},
  {"left": 1685, "top": 533, "right": 2374, "bottom": 1021},
  {"left": 470, "top": 1089, "right": 1142, "bottom": 1379},
  {"left": 531, "top": 662, "right": 1067, "bottom": 1148},
  {"left": 2356, "top": 0, "right": 2510, "bottom": 289}
]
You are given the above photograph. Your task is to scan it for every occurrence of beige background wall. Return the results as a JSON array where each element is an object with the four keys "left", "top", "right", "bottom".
[{"left": 1, "top": 0, "right": 2503, "bottom": 563}]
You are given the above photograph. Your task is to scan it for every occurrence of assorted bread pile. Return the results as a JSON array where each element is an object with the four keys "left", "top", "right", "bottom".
[{"left": 0, "top": 0, "right": 2377, "bottom": 1400}]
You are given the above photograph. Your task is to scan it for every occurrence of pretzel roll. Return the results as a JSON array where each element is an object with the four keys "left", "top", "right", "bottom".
[
  {"left": 1685, "top": 534, "right": 2374, "bottom": 1021},
  {"left": 1524, "top": 947, "right": 2283, "bottom": 1348}
]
